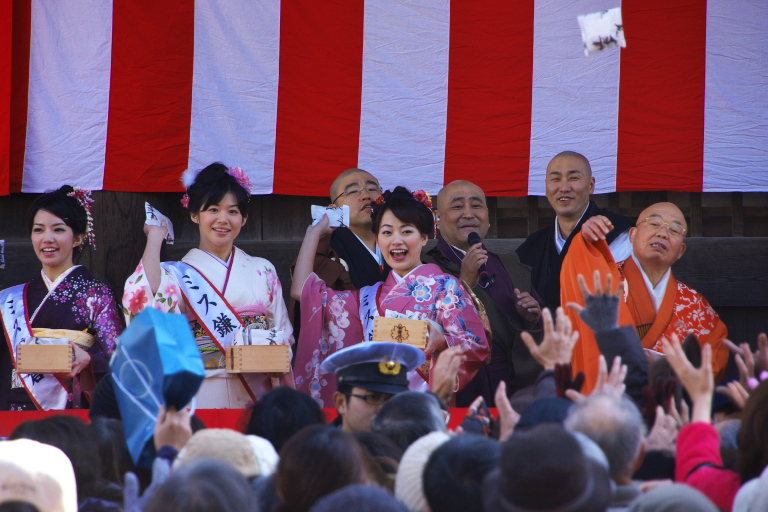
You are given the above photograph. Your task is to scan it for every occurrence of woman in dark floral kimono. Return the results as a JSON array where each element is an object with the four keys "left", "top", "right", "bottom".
[{"left": 0, "top": 186, "right": 124, "bottom": 410}]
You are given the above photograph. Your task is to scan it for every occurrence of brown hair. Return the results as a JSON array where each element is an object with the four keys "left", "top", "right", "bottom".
[{"left": 275, "top": 425, "right": 368, "bottom": 512}]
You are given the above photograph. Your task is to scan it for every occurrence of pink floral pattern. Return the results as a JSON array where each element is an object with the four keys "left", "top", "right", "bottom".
[{"left": 295, "top": 264, "right": 489, "bottom": 406}]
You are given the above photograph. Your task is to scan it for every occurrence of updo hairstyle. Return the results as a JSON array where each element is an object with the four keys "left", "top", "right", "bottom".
[
  {"left": 186, "top": 163, "right": 249, "bottom": 217},
  {"left": 27, "top": 185, "right": 87, "bottom": 237},
  {"left": 371, "top": 186, "right": 433, "bottom": 237}
]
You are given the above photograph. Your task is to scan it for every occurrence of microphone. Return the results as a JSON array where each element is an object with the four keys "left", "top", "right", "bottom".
[{"left": 467, "top": 232, "right": 491, "bottom": 286}]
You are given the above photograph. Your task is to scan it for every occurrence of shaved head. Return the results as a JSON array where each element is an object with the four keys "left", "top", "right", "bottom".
[
  {"left": 630, "top": 202, "right": 688, "bottom": 273},
  {"left": 635, "top": 202, "right": 687, "bottom": 233},
  {"left": 330, "top": 168, "right": 378, "bottom": 201},
  {"left": 548, "top": 151, "right": 592, "bottom": 179},
  {"left": 435, "top": 180, "right": 486, "bottom": 212}
]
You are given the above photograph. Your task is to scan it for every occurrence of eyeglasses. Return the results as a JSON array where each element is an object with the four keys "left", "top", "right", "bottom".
[
  {"left": 332, "top": 185, "right": 382, "bottom": 204},
  {"left": 348, "top": 392, "right": 392, "bottom": 406},
  {"left": 639, "top": 217, "right": 686, "bottom": 237}
]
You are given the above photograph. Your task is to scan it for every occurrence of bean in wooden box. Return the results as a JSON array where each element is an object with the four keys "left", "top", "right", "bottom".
[
  {"left": 16, "top": 344, "right": 73, "bottom": 374},
  {"left": 226, "top": 345, "right": 291, "bottom": 374},
  {"left": 372, "top": 317, "right": 429, "bottom": 348}
]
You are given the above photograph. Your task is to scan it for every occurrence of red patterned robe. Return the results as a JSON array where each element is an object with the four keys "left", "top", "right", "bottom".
[{"left": 562, "top": 236, "right": 728, "bottom": 393}]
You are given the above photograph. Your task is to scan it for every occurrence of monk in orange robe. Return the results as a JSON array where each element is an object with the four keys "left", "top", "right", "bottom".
[{"left": 562, "top": 202, "right": 729, "bottom": 393}]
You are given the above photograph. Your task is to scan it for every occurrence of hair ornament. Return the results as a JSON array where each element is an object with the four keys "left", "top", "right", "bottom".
[
  {"left": 180, "top": 193, "right": 191, "bottom": 210},
  {"left": 412, "top": 190, "right": 433, "bottom": 210},
  {"left": 66, "top": 187, "right": 97, "bottom": 249},
  {"left": 181, "top": 167, "right": 202, "bottom": 190},
  {"left": 227, "top": 166, "right": 252, "bottom": 196}
]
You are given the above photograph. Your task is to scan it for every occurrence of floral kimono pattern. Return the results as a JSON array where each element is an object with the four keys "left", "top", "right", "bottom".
[
  {"left": 295, "top": 263, "right": 489, "bottom": 406},
  {"left": 0, "top": 266, "right": 123, "bottom": 409},
  {"left": 123, "top": 247, "right": 294, "bottom": 401}
]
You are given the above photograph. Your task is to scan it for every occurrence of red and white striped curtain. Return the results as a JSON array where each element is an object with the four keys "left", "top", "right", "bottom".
[{"left": 2, "top": 0, "right": 767, "bottom": 197}]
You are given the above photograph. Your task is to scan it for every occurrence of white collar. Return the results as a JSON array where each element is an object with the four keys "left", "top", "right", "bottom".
[
  {"left": 198, "top": 248, "right": 233, "bottom": 268},
  {"left": 351, "top": 231, "right": 383, "bottom": 264},
  {"left": 41, "top": 265, "right": 80, "bottom": 292},
  {"left": 391, "top": 264, "right": 425, "bottom": 282},
  {"left": 554, "top": 205, "right": 590, "bottom": 254},
  {"left": 631, "top": 255, "right": 671, "bottom": 312}
]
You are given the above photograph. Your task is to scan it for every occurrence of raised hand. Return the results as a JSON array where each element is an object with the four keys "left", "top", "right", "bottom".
[
  {"left": 567, "top": 271, "right": 622, "bottom": 333},
  {"left": 662, "top": 334, "right": 713, "bottom": 423},
  {"left": 430, "top": 344, "right": 467, "bottom": 403},
  {"left": 521, "top": 307, "right": 580, "bottom": 370}
]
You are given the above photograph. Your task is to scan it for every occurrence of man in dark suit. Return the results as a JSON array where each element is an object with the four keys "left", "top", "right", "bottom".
[
  {"left": 516, "top": 151, "right": 633, "bottom": 312},
  {"left": 423, "top": 180, "right": 543, "bottom": 404}
]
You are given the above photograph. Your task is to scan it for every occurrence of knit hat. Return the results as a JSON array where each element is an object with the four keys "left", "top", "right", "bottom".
[
  {"left": 395, "top": 431, "right": 451, "bottom": 512},
  {"left": 733, "top": 465, "right": 768, "bottom": 512},
  {"left": 310, "top": 484, "right": 410, "bottom": 512},
  {"left": 245, "top": 435, "right": 280, "bottom": 477},
  {"left": 0, "top": 439, "right": 78, "bottom": 512},
  {"left": 174, "top": 428, "right": 260, "bottom": 478},
  {"left": 483, "top": 423, "right": 612, "bottom": 512}
]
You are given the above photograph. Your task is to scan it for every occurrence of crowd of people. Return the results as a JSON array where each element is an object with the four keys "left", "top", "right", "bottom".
[{"left": 0, "top": 153, "right": 766, "bottom": 511}]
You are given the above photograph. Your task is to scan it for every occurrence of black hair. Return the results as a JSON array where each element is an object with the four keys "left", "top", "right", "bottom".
[
  {"left": 0, "top": 503, "right": 41, "bottom": 512},
  {"left": 186, "top": 162, "right": 250, "bottom": 216},
  {"left": 88, "top": 417, "right": 135, "bottom": 486},
  {"left": 28, "top": 185, "right": 88, "bottom": 237},
  {"left": 370, "top": 186, "right": 433, "bottom": 237},
  {"left": 11, "top": 416, "right": 122, "bottom": 504},
  {"left": 244, "top": 386, "right": 327, "bottom": 453},
  {"left": 146, "top": 459, "right": 255, "bottom": 512},
  {"left": 371, "top": 391, "right": 446, "bottom": 451},
  {"left": 423, "top": 435, "right": 501, "bottom": 512}
]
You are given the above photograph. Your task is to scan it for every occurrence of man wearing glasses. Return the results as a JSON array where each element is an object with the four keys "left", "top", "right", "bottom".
[
  {"left": 562, "top": 202, "right": 729, "bottom": 392},
  {"left": 291, "top": 169, "right": 389, "bottom": 337},
  {"left": 321, "top": 342, "right": 425, "bottom": 434},
  {"left": 517, "top": 151, "right": 634, "bottom": 313},
  {"left": 323, "top": 168, "right": 390, "bottom": 289},
  {"left": 423, "top": 180, "right": 544, "bottom": 404}
]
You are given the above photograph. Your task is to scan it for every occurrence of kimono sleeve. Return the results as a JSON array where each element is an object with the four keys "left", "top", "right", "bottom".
[
  {"left": 88, "top": 283, "right": 125, "bottom": 374},
  {"left": 435, "top": 277, "right": 490, "bottom": 390},
  {"left": 122, "top": 260, "right": 184, "bottom": 324}
]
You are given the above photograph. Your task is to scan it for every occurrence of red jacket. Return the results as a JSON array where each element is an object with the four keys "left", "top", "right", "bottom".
[{"left": 676, "top": 421, "right": 741, "bottom": 511}]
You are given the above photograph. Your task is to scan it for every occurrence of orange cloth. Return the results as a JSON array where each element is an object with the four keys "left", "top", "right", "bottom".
[{"left": 562, "top": 235, "right": 728, "bottom": 393}]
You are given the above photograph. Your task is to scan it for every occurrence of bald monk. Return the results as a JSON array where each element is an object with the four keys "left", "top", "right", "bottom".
[{"left": 562, "top": 202, "right": 729, "bottom": 393}]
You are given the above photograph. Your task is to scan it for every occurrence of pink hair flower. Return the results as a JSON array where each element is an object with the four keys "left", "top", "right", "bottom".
[{"left": 227, "top": 166, "right": 252, "bottom": 195}]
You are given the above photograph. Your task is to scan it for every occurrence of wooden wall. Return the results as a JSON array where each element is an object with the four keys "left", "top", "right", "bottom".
[{"left": 2, "top": 191, "right": 767, "bottom": 345}]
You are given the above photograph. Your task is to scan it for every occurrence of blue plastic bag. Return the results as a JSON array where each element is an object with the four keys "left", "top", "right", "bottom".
[{"left": 110, "top": 308, "right": 205, "bottom": 467}]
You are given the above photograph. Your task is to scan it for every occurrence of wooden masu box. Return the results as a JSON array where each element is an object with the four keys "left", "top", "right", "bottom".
[
  {"left": 16, "top": 345, "right": 73, "bottom": 374},
  {"left": 372, "top": 317, "right": 429, "bottom": 348},
  {"left": 226, "top": 345, "right": 291, "bottom": 373}
]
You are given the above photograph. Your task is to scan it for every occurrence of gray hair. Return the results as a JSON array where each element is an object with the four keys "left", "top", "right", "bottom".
[{"left": 564, "top": 393, "right": 646, "bottom": 480}]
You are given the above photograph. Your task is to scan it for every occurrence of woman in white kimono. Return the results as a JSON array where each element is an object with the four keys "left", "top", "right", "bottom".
[{"left": 123, "top": 163, "right": 294, "bottom": 408}]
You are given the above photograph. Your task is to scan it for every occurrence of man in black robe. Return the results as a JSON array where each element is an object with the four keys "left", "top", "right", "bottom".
[
  {"left": 290, "top": 169, "right": 390, "bottom": 335},
  {"left": 422, "top": 180, "right": 543, "bottom": 404},
  {"left": 516, "top": 151, "right": 633, "bottom": 312}
]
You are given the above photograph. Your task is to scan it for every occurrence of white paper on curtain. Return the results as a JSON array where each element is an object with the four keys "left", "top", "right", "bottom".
[{"left": 578, "top": 8, "right": 626, "bottom": 56}]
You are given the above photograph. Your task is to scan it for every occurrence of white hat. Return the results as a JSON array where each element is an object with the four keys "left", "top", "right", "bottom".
[
  {"left": 394, "top": 431, "right": 451, "bottom": 512},
  {"left": 0, "top": 439, "right": 78, "bottom": 512}
]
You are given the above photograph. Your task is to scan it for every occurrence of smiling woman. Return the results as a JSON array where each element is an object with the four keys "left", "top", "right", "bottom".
[
  {"left": 291, "top": 186, "right": 490, "bottom": 407},
  {"left": 0, "top": 186, "right": 124, "bottom": 411},
  {"left": 122, "top": 163, "right": 295, "bottom": 408}
]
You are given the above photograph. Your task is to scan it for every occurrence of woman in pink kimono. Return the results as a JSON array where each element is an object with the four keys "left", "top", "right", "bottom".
[
  {"left": 291, "top": 186, "right": 489, "bottom": 407},
  {"left": 123, "top": 163, "right": 294, "bottom": 408}
]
